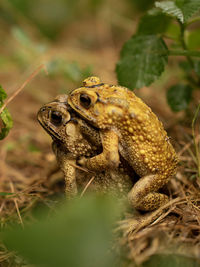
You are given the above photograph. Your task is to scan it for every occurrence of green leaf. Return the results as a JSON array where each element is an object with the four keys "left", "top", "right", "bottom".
[
  {"left": 0, "top": 86, "right": 13, "bottom": 140},
  {"left": 137, "top": 13, "right": 171, "bottom": 35},
  {"left": 155, "top": 1, "right": 184, "bottom": 23},
  {"left": 116, "top": 35, "right": 168, "bottom": 89},
  {"left": 0, "top": 86, "right": 7, "bottom": 102},
  {"left": 3, "top": 195, "right": 120, "bottom": 267},
  {"left": 0, "top": 108, "right": 13, "bottom": 140},
  {"left": 167, "top": 84, "right": 193, "bottom": 111},
  {"left": 176, "top": 0, "right": 200, "bottom": 22},
  {"left": 155, "top": 0, "right": 200, "bottom": 23}
]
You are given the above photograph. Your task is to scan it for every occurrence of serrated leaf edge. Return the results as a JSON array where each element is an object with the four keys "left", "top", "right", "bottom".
[{"left": 155, "top": 1, "right": 184, "bottom": 23}]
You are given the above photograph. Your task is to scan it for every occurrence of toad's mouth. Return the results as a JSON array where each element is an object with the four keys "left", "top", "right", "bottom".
[
  {"left": 37, "top": 117, "right": 63, "bottom": 143},
  {"left": 37, "top": 102, "right": 71, "bottom": 143}
]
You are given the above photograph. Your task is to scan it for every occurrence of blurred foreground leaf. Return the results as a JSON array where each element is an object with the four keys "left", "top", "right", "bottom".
[
  {"left": 2, "top": 194, "right": 120, "bottom": 267},
  {"left": 144, "top": 253, "right": 200, "bottom": 267},
  {"left": 167, "top": 84, "right": 193, "bottom": 112},
  {"left": 116, "top": 35, "right": 168, "bottom": 89},
  {"left": 0, "top": 86, "right": 13, "bottom": 140}
]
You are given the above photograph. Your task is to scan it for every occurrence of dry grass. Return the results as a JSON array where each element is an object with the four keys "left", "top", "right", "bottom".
[
  {"left": 115, "top": 121, "right": 200, "bottom": 265},
  {"left": 1, "top": 109, "right": 200, "bottom": 265},
  {"left": 119, "top": 176, "right": 200, "bottom": 265}
]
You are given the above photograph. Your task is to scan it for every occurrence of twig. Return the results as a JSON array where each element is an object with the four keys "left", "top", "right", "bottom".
[
  {"left": 69, "top": 162, "right": 94, "bottom": 173},
  {"left": 178, "top": 135, "right": 200, "bottom": 157},
  {"left": 192, "top": 104, "right": 200, "bottom": 178},
  {"left": 80, "top": 176, "right": 95, "bottom": 197},
  {"left": 9, "top": 180, "right": 24, "bottom": 228},
  {"left": 0, "top": 64, "right": 47, "bottom": 115}
]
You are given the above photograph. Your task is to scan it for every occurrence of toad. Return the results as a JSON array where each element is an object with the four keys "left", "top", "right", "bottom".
[
  {"left": 37, "top": 94, "right": 133, "bottom": 198},
  {"left": 67, "top": 77, "right": 178, "bottom": 211}
]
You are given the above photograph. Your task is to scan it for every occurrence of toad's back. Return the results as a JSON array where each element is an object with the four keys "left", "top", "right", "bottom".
[
  {"left": 67, "top": 77, "right": 178, "bottom": 211},
  {"left": 68, "top": 77, "right": 177, "bottom": 182}
]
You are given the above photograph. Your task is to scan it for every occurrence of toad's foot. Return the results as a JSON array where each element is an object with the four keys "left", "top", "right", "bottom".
[{"left": 117, "top": 209, "right": 164, "bottom": 236}]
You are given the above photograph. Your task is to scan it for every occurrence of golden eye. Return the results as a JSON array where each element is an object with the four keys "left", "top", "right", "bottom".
[
  {"left": 50, "top": 111, "right": 63, "bottom": 126},
  {"left": 79, "top": 93, "right": 92, "bottom": 109}
]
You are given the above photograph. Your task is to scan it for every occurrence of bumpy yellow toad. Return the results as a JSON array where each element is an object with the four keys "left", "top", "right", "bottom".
[
  {"left": 37, "top": 95, "right": 133, "bottom": 198},
  {"left": 67, "top": 77, "right": 178, "bottom": 211}
]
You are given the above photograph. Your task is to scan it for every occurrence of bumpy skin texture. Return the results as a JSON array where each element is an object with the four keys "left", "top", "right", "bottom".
[
  {"left": 67, "top": 77, "right": 178, "bottom": 211},
  {"left": 37, "top": 95, "right": 133, "bottom": 198}
]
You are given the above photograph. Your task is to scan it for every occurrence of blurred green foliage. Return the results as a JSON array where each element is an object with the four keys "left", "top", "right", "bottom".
[
  {"left": 128, "top": 0, "right": 155, "bottom": 12},
  {"left": 47, "top": 59, "right": 93, "bottom": 84},
  {"left": 2, "top": 0, "right": 108, "bottom": 40},
  {"left": 7, "top": 0, "right": 80, "bottom": 39},
  {"left": 2, "top": 194, "right": 121, "bottom": 267}
]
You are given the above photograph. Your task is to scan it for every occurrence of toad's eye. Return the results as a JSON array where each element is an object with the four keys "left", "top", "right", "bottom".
[
  {"left": 50, "top": 111, "right": 63, "bottom": 126},
  {"left": 79, "top": 94, "right": 92, "bottom": 109}
]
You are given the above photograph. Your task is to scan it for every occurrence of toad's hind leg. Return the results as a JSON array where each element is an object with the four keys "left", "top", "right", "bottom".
[{"left": 128, "top": 174, "right": 169, "bottom": 211}]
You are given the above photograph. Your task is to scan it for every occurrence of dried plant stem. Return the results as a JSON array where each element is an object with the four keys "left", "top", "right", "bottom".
[
  {"left": 9, "top": 180, "right": 24, "bottom": 228},
  {"left": 192, "top": 104, "right": 200, "bottom": 178},
  {"left": 69, "top": 162, "right": 94, "bottom": 173},
  {"left": 0, "top": 64, "right": 47, "bottom": 115},
  {"left": 80, "top": 176, "right": 95, "bottom": 197}
]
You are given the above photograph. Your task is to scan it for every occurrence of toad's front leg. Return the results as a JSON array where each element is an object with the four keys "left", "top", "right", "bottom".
[
  {"left": 79, "top": 130, "right": 120, "bottom": 172},
  {"left": 52, "top": 142, "right": 77, "bottom": 198},
  {"left": 128, "top": 174, "right": 169, "bottom": 211}
]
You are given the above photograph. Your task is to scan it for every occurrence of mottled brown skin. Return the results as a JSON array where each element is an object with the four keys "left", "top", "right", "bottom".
[
  {"left": 37, "top": 95, "right": 133, "bottom": 198},
  {"left": 67, "top": 77, "right": 178, "bottom": 211}
]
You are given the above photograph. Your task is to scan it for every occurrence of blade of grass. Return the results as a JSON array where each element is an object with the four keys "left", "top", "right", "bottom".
[
  {"left": 9, "top": 180, "right": 24, "bottom": 228},
  {"left": 192, "top": 104, "right": 200, "bottom": 179}
]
